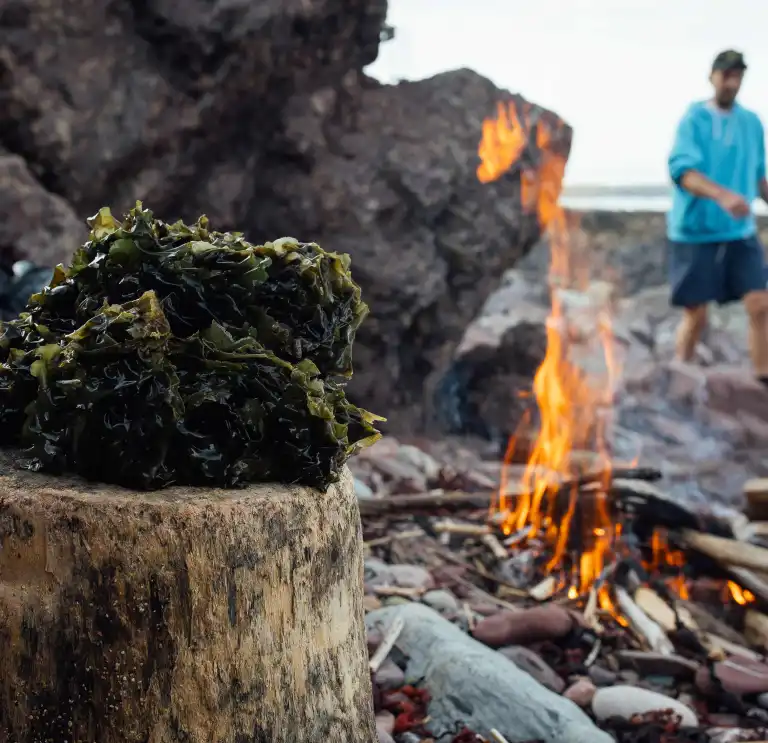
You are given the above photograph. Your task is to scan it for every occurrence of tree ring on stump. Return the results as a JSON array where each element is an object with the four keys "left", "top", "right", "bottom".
[{"left": 0, "top": 450, "right": 376, "bottom": 742}]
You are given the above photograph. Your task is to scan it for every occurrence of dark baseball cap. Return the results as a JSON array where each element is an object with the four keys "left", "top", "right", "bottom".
[{"left": 712, "top": 49, "right": 747, "bottom": 72}]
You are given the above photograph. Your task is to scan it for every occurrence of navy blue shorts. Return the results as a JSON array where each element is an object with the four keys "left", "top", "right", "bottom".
[{"left": 668, "top": 235, "right": 767, "bottom": 307}]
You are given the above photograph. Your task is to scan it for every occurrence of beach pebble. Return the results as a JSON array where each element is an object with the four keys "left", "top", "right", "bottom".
[
  {"left": 367, "top": 627, "right": 383, "bottom": 655},
  {"left": 365, "top": 558, "right": 393, "bottom": 585},
  {"left": 377, "top": 727, "right": 395, "bottom": 743},
  {"left": 395, "top": 445, "right": 441, "bottom": 482},
  {"left": 564, "top": 678, "right": 597, "bottom": 707},
  {"left": 615, "top": 650, "right": 700, "bottom": 681},
  {"left": 364, "top": 595, "right": 382, "bottom": 612},
  {"left": 374, "top": 658, "right": 405, "bottom": 691},
  {"left": 498, "top": 646, "right": 565, "bottom": 693},
  {"left": 472, "top": 605, "right": 574, "bottom": 648},
  {"left": 588, "top": 665, "right": 618, "bottom": 687},
  {"left": 396, "top": 734, "right": 423, "bottom": 743},
  {"left": 469, "top": 601, "right": 501, "bottom": 617},
  {"left": 422, "top": 589, "right": 460, "bottom": 614},
  {"left": 354, "top": 478, "right": 374, "bottom": 499},
  {"left": 696, "top": 657, "right": 768, "bottom": 697},
  {"left": 387, "top": 564, "right": 435, "bottom": 591},
  {"left": 591, "top": 686, "right": 698, "bottom": 727},
  {"left": 707, "top": 729, "right": 760, "bottom": 743},
  {"left": 375, "top": 710, "right": 395, "bottom": 735},
  {"left": 364, "top": 560, "right": 435, "bottom": 591},
  {"left": 383, "top": 596, "right": 411, "bottom": 607}
]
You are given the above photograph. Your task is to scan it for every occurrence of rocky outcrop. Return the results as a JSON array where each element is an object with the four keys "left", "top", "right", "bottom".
[{"left": 0, "top": 0, "right": 571, "bottom": 432}]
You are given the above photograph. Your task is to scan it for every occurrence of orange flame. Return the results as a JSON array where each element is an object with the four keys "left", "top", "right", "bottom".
[
  {"left": 478, "top": 100, "right": 622, "bottom": 594},
  {"left": 649, "top": 529, "right": 690, "bottom": 600},
  {"left": 727, "top": 581, "right": 755, "bottom": 605}
]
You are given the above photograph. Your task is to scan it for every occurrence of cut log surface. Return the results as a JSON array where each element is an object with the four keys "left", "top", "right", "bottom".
[{"left": 0, "top": 450, "right": 375, "bottom": 743}]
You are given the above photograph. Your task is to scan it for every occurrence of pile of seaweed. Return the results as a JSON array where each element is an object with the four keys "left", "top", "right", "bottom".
[{"left": 0, "top": 203, "right": 382, "bottom": 490}]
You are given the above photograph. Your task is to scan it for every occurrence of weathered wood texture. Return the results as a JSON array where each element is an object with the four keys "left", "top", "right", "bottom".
[{"left": 0, "top": 451, "right": 375, "bottom": 743}]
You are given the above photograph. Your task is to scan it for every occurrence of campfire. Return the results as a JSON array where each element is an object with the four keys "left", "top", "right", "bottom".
[{"left": 476, "top": 99, "right": 758, "bottom": 621}]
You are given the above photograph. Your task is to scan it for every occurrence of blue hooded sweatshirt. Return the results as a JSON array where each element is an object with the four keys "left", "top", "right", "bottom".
[{"left": 667, "top": 101, "right": 766, "bottom": 243}]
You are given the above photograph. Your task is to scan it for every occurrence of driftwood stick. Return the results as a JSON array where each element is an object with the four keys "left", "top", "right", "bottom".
[
  {"left": 616, "top": 587, "right": 675, "bottom": 655},
  {"left": 682, "top": 529, "right": 768, "bottom": 573},
  {"left": 529, "top": 576, "right": 558, "bottom": 602},
  {"left": 481, "top": 533, "right": 509, "bottom": 560},
  {"left": 364, "top": 529, "right": 424, "bottom": 548},
  {"left": 369, "top": 616, "right": 405, "bottom": 674},
  {"left": 358, "top": 466, "right": 661, "bottom": 518},
  {"left": 433, "top": 521, "right": 491, "bottom": 537},
  {"left": 745, "top": 610, "right": 768, "bottom": 653},
  {"left": 679, "top": 599, "right": 751, "bottom": 645},
  {"left": 358, "top": 490, "right": 496, "bottom": 517}
]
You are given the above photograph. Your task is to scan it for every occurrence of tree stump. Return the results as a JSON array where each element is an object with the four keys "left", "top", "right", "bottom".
[{"left": 0, "top": 450, "right": 376, "bottom": 743}]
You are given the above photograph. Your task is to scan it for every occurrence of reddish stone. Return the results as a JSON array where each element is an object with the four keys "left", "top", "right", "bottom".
[
  {"left": 696, "top": 657, "right": 768, "bottom": 697},
  {"left": 472, "top": 605, "right": 574, "bottom": 648}
]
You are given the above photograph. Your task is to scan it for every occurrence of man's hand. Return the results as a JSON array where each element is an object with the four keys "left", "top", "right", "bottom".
[{"left": 716, "top": 189, "right": 751, "bottom": 218}]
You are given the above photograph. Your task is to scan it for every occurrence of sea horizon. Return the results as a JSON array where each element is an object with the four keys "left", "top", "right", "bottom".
[{"left": 562, "top": 184, "right": 768, "bottom": 214}]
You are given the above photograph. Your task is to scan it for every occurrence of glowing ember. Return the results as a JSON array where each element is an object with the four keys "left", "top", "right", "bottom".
[
  {"left": 477, "top": 100, "right": 623, "bottom": 597},
  {"left": 726, "top": 580, "right": 755, "bottom": 606}
]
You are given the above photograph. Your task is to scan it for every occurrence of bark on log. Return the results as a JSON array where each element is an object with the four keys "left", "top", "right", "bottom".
[{"left": 0, "top": 450, "right": 376, "bottom": 743}]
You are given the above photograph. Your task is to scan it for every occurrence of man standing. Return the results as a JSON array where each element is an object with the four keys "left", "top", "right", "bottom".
[{"left": 667, "top": 50, "right": 768, "bottom": 382}]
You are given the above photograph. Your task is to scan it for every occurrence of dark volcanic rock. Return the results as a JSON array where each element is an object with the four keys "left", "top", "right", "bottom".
[
  {"left": 0, "top": 0, "right": 570, "bottom": 433},
  {"left": 0, "top": 150, "right": 83, "bottom": 265}
]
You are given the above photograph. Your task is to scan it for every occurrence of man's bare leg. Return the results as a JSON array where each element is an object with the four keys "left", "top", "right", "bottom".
[
  {"left": 744, "top": 291, "right": 768, "bottom": 377},
  {"left": 675, "top": 305, "right": 708, "bottom": 362}
]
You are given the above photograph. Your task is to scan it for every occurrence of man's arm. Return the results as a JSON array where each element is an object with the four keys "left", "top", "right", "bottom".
[
  {"left": 680, "top": 170, "right": 729, "bottom": 201},
  {"left": 668, "top": 108, "right": 749, "bottom": 216}
]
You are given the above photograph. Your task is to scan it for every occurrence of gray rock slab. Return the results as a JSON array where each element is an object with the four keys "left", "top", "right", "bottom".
[{"left": 365, "top": 603, "right": 612, "bottom": 743}]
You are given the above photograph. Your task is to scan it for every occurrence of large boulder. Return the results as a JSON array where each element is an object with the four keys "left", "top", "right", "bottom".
[{"left": 0, "top": 0, "right": 571, "bottom": 434}]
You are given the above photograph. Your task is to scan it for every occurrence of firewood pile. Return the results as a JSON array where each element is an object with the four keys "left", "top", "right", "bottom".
[{"left": 356, "top": 438, "right": 768, "bottom": 743}]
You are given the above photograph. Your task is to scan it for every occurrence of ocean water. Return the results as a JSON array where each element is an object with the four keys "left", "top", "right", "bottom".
[{"left": 561, "top": 193, "right": 768, "bottom": 215}]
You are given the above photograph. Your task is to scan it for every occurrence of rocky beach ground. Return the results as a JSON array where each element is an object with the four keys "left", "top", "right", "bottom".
[
  {"left": 354, "top": 209, "right": 768, "bottom": 743},
  {"left": 5, "top": 2, "right": 768, "bottom": 741}
]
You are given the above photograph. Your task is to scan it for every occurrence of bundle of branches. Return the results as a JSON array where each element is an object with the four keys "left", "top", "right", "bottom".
[{"left": 0, "top": 203, "right": 382, "bottom": 490}]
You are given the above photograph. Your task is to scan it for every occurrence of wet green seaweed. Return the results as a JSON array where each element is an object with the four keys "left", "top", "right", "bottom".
[{"left": 0, "top": 203, "right": 382, "bottom": 490}]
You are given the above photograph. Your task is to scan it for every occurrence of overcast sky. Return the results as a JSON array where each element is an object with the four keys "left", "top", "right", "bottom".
[{"left": 367, "top": 0, "right": 768, "bottom": 186}]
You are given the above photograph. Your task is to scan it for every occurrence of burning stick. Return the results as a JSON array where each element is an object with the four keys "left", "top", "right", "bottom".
[
  {"left": 369, "top": 616, "right": 405, "bottom": 674},
  {"left": 615, "top": 586, "right": 675, "bottom": 655},
  {"left": 358, "top": 466, "right": 662, "bottom": 520},
  {"left": 681, "top": 529, "right": 768, "bottom": 573},
  {"left": 729, "top": 566, "right": 768, "bottom": 604},
  {"left": 502, "top": 525, "right": 532, "bottom": 547}
]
